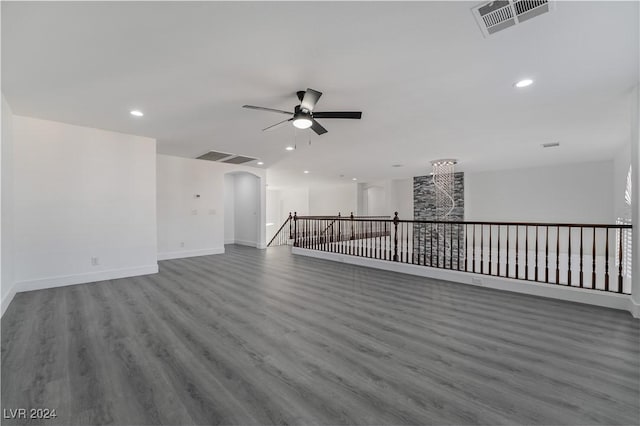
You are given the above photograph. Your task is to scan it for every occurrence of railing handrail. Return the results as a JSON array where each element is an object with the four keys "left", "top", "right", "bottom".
[
  {"left": 295, "top": 216, "right": 631, "bottom": 229},
  {"left": 299, "top": 215, "right": 391, "bottom": 220},
  {"left": 267, "top": 214, "right": 292, "bottom": 247}
]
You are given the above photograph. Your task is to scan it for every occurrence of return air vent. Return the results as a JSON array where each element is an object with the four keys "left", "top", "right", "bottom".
[
  {"left": 221, "top": 155, "right": 258, "bottom": 165},
  {"left": 542, "top": 142, "right": 560, "bottom": 148},
  {"left": 472, "top": 0, "right": 553, "bottom": 37},
  {"left": 196, "top": 151, "right": 259, "bottom": 165},
  {"left": 196, "top": 151, "right": 233, "bottom": 161}
]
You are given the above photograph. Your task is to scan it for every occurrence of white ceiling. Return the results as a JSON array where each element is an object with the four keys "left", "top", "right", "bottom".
[{"left": 2, "top": 1, "right": 638, "bottom": 186}]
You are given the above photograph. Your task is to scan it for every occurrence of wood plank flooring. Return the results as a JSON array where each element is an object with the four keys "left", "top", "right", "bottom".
[{"left": 2, "top": 244, "right": 639, "bottom": 425}]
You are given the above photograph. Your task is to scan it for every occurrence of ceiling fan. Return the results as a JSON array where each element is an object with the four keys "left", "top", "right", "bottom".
[{"left": 242, "top": 88, "right": 362, "bottom": 135}]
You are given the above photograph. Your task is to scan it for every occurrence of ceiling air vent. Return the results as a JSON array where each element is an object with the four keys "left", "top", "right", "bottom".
[
  {"left": 196, "top": 151, "right": 259, "bottom": 165},
  {"left": 542, "top": 142, "right": 560, "bottom": 148},
  {"left": 221, "top": 155, "right": 257, "bottom": 165},
  {"left": 197, "top": 151, "right": 234, "bottom": 161},
  {"left": 472, "top": 0, "right": 553, "bottom": 37}
]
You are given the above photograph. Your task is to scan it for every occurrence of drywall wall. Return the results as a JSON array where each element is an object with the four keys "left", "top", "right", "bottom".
[
  {"left": 1, "top": 95, "right": 15, "bottom": 315},
  {"left": 12, "top": 116, "right": 158, "bottom": 293},
  {"left": 224, "top": 174, "right": 235, "bottom": 244},
  {"left": 157, "top": 154, "right": 225, "bottom": 259},
  {"left": 309, "top": 184, "right": 357, "bottom": 216},
  {"left": 465, "top": 160, "right": 615, "bottom": 223},
  {"left": 233, "top": 173, "right": 260, "bottom": 247},
  {"left": 630, "top": 84, "right": 639, "bottom": 309},
  {"left": 357, "top": 179, "right": 413, "bottom": 219},
  {"left": 389, "top": 178, "right": 413, "bottom": 219},
  {"left": 157, "top": 155, "right": 267, "bottom": 257},
  {"left": 613, "top": 142, "right": 632, "bottom": 221}
]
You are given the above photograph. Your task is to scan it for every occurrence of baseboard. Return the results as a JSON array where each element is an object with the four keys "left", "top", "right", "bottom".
[
  {"left": 158, "top": 247, "right": 224, "bottom": 261},
  {"left": 293, "top": 248, "right": 637, "bottom": 317},
  {"left": 1, "top": 283, "right": 17, "bottom": 318},
  {"left": 233, "top": 240, "right": 258, "bottom": 248},
  {"left": 13, "top": 264, "right": 159, "bottom": 295},
  {"left": 629, "top": 297, "right": 640, "bottom": 318},
  {"left": 224, "top": 239, "right": 235, "bottom": 245}
]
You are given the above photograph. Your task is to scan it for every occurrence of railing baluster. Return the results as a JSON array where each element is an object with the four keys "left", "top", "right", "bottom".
[
  {"left": 457, "top": 224, "right": 461, "bottom": 270},
  {"left": 555, "top": 226, "right": 560, "bottom": 284},
  {"left": 567, "top": 226, "right": 572, "bottom": 286},
  {"left": 449, "top": 222, "right": 453, "bottom": 269},
  {"left": 591, "top": 227, "right": 596, "bottom": 289},
  {"left": 618, "top": 228, "right": 623, "bottom": 293},
  {"left": 480, "top": 224, "right": 484, "bottom": 274},
  {"left": 605, "top": 228, "right": 610, "bottom": 291},
  {"left": 506, "top": 225, "right": 510, "bottom": 278},
  {"left": 497, "top": 225, "right": 501, "bottom": 276},
  {"left": 579, "top": 227, "right": 584, "bottom": 287},
  {"left": 406, "top": 222, "right": 410, "bottom": 263},
  {"left": 464, "top": 224, "right": 468, "bottom": 271},
  {"left": 525, "top": 226, "right": 529, "bottom": 280},
  {"left": 430, "top": 223, "right": 434, "bottom": 266},
  {"left": 534, "top": 226, "right": 539, "bottom": 281},
  {"left": 489, "top": 224, "right": 492, "bottom": 275},
  {"left": 545, "top": 225, "right": 549, "bottom": 283},
  {"left": 515, "top": 226, "right": 519, "bottom": 279},
  {"left": 472, "top": 224, "right": 476, "bottom": 273},
  {"left": 393, "top": 212, "right": 399, "bottom": 262},
  {"left": 436, "top": 222, "right": 440, "bottom": 268}
]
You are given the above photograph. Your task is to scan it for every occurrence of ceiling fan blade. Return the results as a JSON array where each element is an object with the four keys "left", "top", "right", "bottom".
[
  {"left": 262, "top": 118, "right": 292, "bottom": 131},
  {"left": 310, "top": 119, "right": 328, "bottom": 135},
  {"left": 300, "top": 88, "right": 323, "bottom": 112},
  {"left": 313, "top": 111, "right": 362, "bottom": 119},
  {"left": 243, "top": 105, "right": 292, "bottom": 115}
]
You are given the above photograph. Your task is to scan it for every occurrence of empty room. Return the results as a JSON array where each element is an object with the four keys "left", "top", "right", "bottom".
[{"left": 1, "top": 1, "right": 639, "bottom": 425}]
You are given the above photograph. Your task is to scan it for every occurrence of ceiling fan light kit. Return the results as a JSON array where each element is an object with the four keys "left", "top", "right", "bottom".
[{"left": 243, "top": 88, "right": 362, "bottom": 135}]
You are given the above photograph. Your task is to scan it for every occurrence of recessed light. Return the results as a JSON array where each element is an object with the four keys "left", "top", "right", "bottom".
[
  {"left": 352, "top": 178, "right": 357, "bottom": 181},
  {"left": 514, "top": 79, "right": 533, "bottom": 88},
  {"left": 392, "top": 164, "right": 403, "bottom": 168},
  {"left": 257, "top": 161, "right": 264, "bottom": 165},
  {"left": 285, "top": 146, "right": 294, "bottom": 151},
  {"left": 304, "top": 170, "right": 309, "bottom": 174},
  {"left": 130, "top": 110, "right": 144, "bottom": 117}
]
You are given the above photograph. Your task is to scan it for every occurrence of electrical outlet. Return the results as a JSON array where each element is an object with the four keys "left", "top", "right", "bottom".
[
  {"left": 91, "top": 257, "right": 99, "bottom": 266},
  {"left": 471, "top": 277, "right": 482, "bottom": 285}
]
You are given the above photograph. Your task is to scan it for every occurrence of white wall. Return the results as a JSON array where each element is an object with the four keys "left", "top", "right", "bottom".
[
  {"left": 613, "top": 142, "right": 632, "bottom": 221},
  {"left": 157, "top": 154, "right": 225, "bottom": 259},
  {"left": 224, "top": 174, "right": 235, "bottom": 244},
  {"left": 12, "top": 116, "right": 158, "bottom": 294},
  {"left": 157, "top": 154, "right": 267, "bottom": 258},
  {"left": 309, "top": 184, "right": 356, "bottom": 216},
  {"left": 1, "top": 95, "right": 15, "bottom": 315},
  {"left": 357, "top": 178, "right": 413, "bottom": 219},
  {"left": 233, "top": 173, "right": 260, "bottom": 247},
  {"left": 465, "top": 160, "right": 615, "bottom": 223},
  {"left": 630, "top": 84, "right": 639, "bottom": 310}
]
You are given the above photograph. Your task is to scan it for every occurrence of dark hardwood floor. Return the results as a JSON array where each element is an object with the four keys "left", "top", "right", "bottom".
[{"left": 2, "top": 244, "right": 639, "bottom": 425}]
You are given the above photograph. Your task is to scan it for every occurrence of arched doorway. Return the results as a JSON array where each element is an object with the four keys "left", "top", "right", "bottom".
[{"left": 224, "top": 171, "right": 262, "bottom": 248}]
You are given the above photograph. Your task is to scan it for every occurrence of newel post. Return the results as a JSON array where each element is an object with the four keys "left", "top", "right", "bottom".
[
  {"left": 393, "top": 212, "right": 399, "bottom": 262},
  {"left": 288, "top": 212, "right": 293, "bottom": 239},
  {"left": 293, "top": 212, "right": 298, "bottom": 247},
  {"left": 350, "top": 212, "right": 355, "bottom": 240}
]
